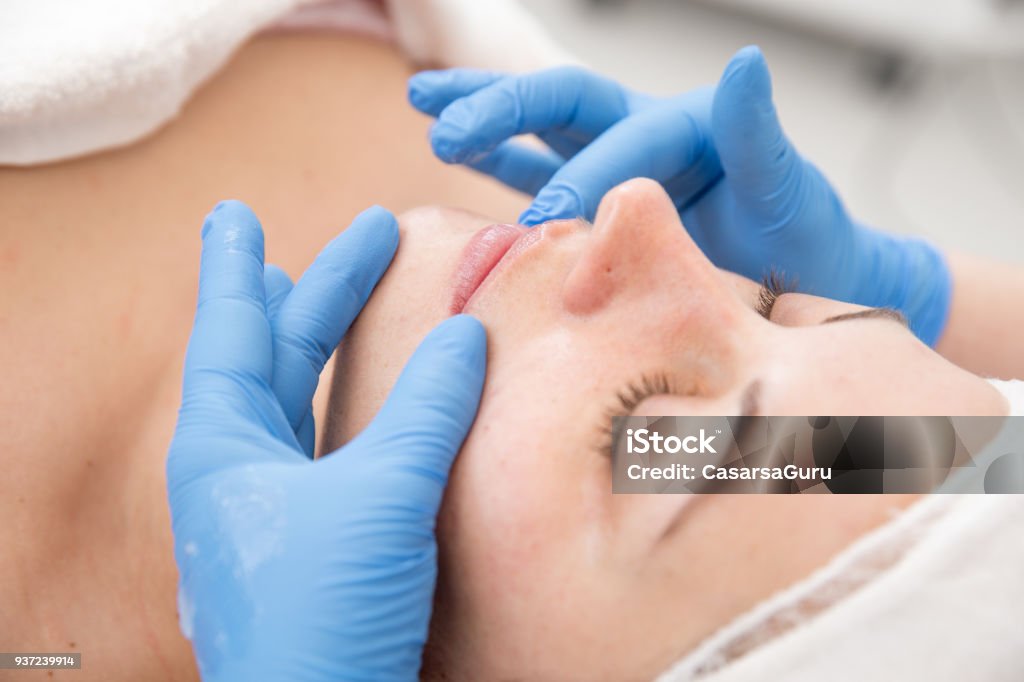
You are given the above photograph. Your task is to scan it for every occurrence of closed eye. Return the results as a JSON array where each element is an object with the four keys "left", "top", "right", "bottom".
[
  {"left": 754, "top": 270, "right": 797, "bottom": 319},
  {"left": 596, "top": 373, "right": 676, "bottom": 457},
  {"left": 755, "top": 270, "right": 907, "bottom": 328}
]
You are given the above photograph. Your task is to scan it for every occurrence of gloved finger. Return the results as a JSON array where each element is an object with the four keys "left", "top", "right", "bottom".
[
  {"left": 296, "top": 408, "right": 315, "bottom": 459},
  {"left": 467, "top": 141, "right": 564, "bottom": 196},
  {"left": 711, "top": 46, "right": 802, "bottom": 211},
  {"left": 519, "top": 93, "right": 719, "bottom": 226},
  {"left": 536, "top": 130, "right": 588, "bottom": 161},
  {"left": 408, "top": 68, "right": 505, "bottom": 117},
  {"left": 265, "top": 266, "right": 321, "bottom": 456},
  {"left": 407, "top": 68, "right": 585, "bottom": 171},
  {"left": 428, "top": 66, "right": 634, "bottom": 164},
  {"left": 184, "top": 200, "right": 272, "bottom": 393},
  {"left": 345, "top": 315, "right": 486, "bottom": 508},
  {"left": 270, "top": 206, "right": 399, "bottom": 429},
  {"left": 264, "top": 264, "right": 294, "bottom": 320}
]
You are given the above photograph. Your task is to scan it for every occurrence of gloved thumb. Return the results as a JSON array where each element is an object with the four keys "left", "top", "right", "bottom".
[
  {"left": 712, "top": 46, "right": 801, "bottom": 208},
  {"left": 344, "top": 314, "right": 487, "bottom": 501}
]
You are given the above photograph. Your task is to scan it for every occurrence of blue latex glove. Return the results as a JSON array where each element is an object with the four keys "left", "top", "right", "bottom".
[
  {"left": 167, "top": 201, "right": 486, "bottom": 682},
  {"left": 408, "top": 47, "right": 951, "bottom": 345}
]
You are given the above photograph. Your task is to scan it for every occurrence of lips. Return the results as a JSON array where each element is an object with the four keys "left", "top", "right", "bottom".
[{"left": 449, "top": 223, "right": 528, "bottom": 314}]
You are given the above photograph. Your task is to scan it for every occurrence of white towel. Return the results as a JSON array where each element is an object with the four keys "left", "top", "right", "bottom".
[
  {"left": 657, "top": 493, "right": 1024, "bottom": 681},
  {"left": 988, "top": 378, "right": 1024, "bottom": 416},
  {"left": 0, "top": 0, "right": 573, "bottom": 165}
]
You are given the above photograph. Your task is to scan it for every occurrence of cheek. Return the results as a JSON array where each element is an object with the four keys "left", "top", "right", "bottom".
[
  {"left": 326, "top": 293, "right": 446, "bottom": 444},
  {"left": 438, "top": 346, "right": 611, "bottom": 610},
  {"left": 324, "top": 230, "right": 463, "bottom": 447},
  {"left": 447, "top": 355, "right": 598, "bottom": 562}
]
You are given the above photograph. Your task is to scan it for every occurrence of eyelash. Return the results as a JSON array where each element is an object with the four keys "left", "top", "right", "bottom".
[
  {"left": 755, "top": 269, "right": 798, "bottom": 319},
  {"left": 596, "top": 372, "right": 675, "bottom": 457}
]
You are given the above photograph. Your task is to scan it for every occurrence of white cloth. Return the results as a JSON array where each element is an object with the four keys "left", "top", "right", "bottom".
[
  {"left": 659, "top": 382, "right": 1024, "bottom": 680},
  {"left": 0, "top": 0, "right": 573, "bottom": 165},
  {"left": 657, "top": 493, "right": 1024, "bottom": 681},
  {"left": 386, "top": 0, "right": 576, "bottom": 74},
  {"left": 988, "top": 378, "right": 1024, "bottom": 416},
  {"left": 657, "top": 382, "right": 1024, "bottom": 681}
]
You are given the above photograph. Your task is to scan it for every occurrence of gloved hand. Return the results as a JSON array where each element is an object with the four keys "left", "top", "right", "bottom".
[
  {"left": 167, "top": 201, "right": 486, "bottom": 682},
  {"left": 408, "top": 47, "right": 951, "bottom": 345}
]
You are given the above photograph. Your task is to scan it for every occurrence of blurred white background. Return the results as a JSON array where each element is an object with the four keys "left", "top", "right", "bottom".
[{"left": 520, "top": 0, "right": 1024, "bottom": 262}]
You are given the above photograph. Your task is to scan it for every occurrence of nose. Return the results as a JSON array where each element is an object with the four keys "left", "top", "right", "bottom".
[{"left": 561, "top": 178, "right": 732, "bottom": 318}]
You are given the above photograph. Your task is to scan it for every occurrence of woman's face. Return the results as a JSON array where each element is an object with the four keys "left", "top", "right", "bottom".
[{"left": 324, "top": 179, "right": 1003, "bottom": 681}]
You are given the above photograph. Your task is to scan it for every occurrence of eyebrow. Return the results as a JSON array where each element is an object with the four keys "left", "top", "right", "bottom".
[{"left": 821, "top": 307, "right": 908, "bottom": 327}]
